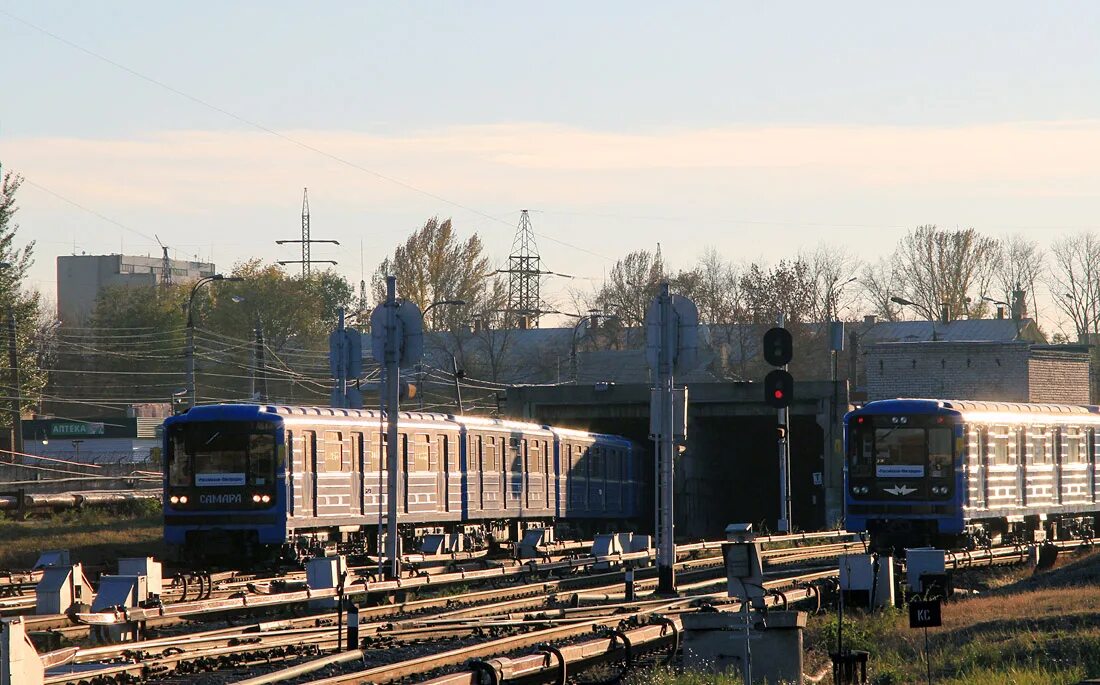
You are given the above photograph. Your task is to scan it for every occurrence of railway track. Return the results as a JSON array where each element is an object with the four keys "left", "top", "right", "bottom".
[{"left": 28, "top": 535, "right": 855, "bottom": 685}]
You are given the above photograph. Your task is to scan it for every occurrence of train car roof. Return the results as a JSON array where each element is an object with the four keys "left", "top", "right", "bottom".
[
  {"left": 168, "top": 404, "right": 633, "bottom": 442},
  {"left": 850, "top": 398, "right": 1100, "bottom": 422}
]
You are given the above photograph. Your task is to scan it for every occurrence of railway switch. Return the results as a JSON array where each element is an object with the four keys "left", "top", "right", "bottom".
[
  {"left": 35, "top": 563, "right": 92, "bottom": 616},
  {"left": 839, "top": 553, "right": 895, "bottom": 609},
  {"left": 0, "top": 618, "right": 44, "bottom": 685}
]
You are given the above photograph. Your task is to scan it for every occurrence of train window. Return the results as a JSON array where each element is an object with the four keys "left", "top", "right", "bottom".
[
  {"left": 324, "top": 432, "right": 343, "bottom": 472},
  {"left": 528, "top": 439, "right": 541, "bottom": 473},
  {"left": 511, "top": 439, "right": 523, "bottom": 472},
  {"left": 1065, "top": 430, "right": 1084, "bottom": 463},
  {"left": 874, "top": 428, "right": 924, "bottom": 471},
  {"left": 248, "top": 434, "right": 275, "bottom": 485},
  {"left": 1030, "top": 429, "right": 1050, "bottom": 464},
  {"left": 377, "top": 433, "right": 388, "bottom": 471},
  {"left": 415, "top": 434, "right": 430, "bottom": 471},
  {"left": 485, "top": 436, "right": 498, "bottom": 471},
  {"left": 989, "top": 429, "right": 1009, "bottom": 466},
  {"left": 928, "top": 428, "right": 952, "bottom": 476},
  {"left": 591, "top": 446, "right": 605, "bottom": 479}
]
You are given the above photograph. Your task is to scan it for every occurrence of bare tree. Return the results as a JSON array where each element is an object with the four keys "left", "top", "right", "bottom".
[
  {"left": 804, "top": 244, "right": 861, "bottom": 322},
  {"left": 1047, "top": 232, "right": 1100, "bottom": 341},
  {"left": 993, "top": 235, "right": 1044, "bottom": 320},
  {"left": 594, "top": 249, "right": 666, "bottom": 326},
  {"left": 860, "top": 257, "right": 903, "bottom": 322},
  {"left": 890, "top": 225, "right": 999, "bottom": 320}
]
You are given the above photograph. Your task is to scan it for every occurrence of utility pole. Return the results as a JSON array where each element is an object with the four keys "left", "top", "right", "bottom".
[
  {"left": 7, "top": 310, "right": 22, "bottom": 457},
  {"left": 368, "top": 279, "right": 424, "bottom": 580},
  {"left": 497, "top": 210, "right": 571, "bottom": 328},
  {"left": 276, "top": 188, "right": 339, "bottom": 275},
  {"left": 658, "top": 284, "right": 676, "bottom": 593},
  {"left": 255, "top": 317, "right": 268, "bottom": 403},
  {"left": 451, "top": 356, "right": 464, "bottom": 414},
  {"left": 383, "top": 279, "right": 402, "bottom": 580},
  {"left": 645, "top": 283, "right": 698, "bottom": 595}
]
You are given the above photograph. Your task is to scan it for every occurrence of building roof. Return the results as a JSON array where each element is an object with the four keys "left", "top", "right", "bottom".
[{"left": 860, "top": 318, "right": 1040, "bottom": 344}]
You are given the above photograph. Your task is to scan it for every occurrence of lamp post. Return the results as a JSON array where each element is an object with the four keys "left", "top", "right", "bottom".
[
  {"left": 571, "top": 311, "right": 619, "bottom": 381},
  {"left": 186, "top": 274, "right": 243, "bottom": 408},
  {"left": 890, "top": 295, "right": 939, "bottom": 342},
  {"left": 417, "top": 300, "right": 466, "bottom": 410}
]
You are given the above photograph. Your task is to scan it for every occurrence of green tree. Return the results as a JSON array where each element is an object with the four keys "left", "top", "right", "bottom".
[
  {"left": 0, "top": 166, "right": 46, "bottom": 430},
  {"left": 372, "top": 217, "right": 490, "bottom": 331}
]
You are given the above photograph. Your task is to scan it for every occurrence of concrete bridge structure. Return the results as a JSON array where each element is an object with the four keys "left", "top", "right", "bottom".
[{"left": 503, "top": 381, "right": 849, "bottom": 540}]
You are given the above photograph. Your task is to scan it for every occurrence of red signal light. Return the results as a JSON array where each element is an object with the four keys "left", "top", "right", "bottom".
[
  {"left": 774, "top": 390, "right": 784, "bottom": 399},
  {"left": 857, "top": 417, "right": 864, "bottom": 423}
]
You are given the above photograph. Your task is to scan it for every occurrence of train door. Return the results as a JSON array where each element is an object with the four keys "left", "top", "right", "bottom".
[
  {"left": 1089, "top": 428, "right": 1098, "bottom": 503},
  {"left": 286, "top": 430, "right": 296, "bottom": 516},
  {"left": 352, "top": 433, "right": 364, "bottom": 515},
  {"left": 544, "top": 439, "right": 553, "bottom": 511},
  {"left": 437, "top": 434, "right": 448, "bottom": 512},
  {"left": 1053, "top": 428, "right": 1063, "bottom": 505},
  {"left": 304, "top": 430, "right": 317, "bottom": 517},
  {"left": 1015, "top": 428, "right": 1027, "bottom": 507},
  {"left": 974, "top": 428, "right": 988, "bottom": 509}
]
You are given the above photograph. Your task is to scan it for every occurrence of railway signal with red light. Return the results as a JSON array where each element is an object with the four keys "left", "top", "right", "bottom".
[{"left": 764, "top": 369, "right": 794, "bottom": 408}]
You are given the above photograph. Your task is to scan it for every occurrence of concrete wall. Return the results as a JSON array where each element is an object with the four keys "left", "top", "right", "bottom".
[
  {"left": 57, "top": 254, "right": 215, "bottom": 325},
  {"left": 865, "top": 341, "right": 1090, "bottom": 404}
]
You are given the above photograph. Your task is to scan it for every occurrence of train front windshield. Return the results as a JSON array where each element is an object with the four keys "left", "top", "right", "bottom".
[
  {"left": 848, "top": 417, "right": 954, "bottom": 499},
  {"left": 166, "top": 421, "right": 277, "bottom": 508}
]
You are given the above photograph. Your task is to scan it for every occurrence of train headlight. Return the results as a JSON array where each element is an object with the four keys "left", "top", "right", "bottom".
[
  {"left": 260, "top": 494, "right": 271, "bottom": 503},
  {"left": 169, "top": 495, "right": 179, "bottom": 504},
  {"left": 252, "top": 494, "right": 262, "bottom": 503},
  {"left": 179, "top": 495, "right": 188, "bottom": 504}
]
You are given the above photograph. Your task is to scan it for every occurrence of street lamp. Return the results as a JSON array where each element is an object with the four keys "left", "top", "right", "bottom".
[
  {"left": 571, "top": 311, "right": 620, "bottom": 381},
  {"left": 186, "top": 274, "right": 243, "bottom": 408},
  {"left": 890, "top": 296, "right": 940, "bottom": 341},
  {"left": 416, "top": 300, "right": 467, "bottom": 410}
]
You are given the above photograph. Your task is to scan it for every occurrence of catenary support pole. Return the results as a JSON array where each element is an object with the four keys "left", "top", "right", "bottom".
[
  {"left": 384, "top": 277, "right": 402, "bottom": 580},
  {"left": 657, "top": 283, "right": 676, "bottom": 594},
  {"left": 7, "top": 310, "right": 21, "bottom": 457}
]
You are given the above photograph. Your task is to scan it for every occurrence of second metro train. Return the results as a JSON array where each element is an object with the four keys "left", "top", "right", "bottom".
[{"left": 846, "top": 399, "right": 1100, "bottom": 551}]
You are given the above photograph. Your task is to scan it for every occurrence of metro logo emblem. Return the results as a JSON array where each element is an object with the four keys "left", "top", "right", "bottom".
[{"left": 884, "top": 485, "right": 917, "bottom": 496}]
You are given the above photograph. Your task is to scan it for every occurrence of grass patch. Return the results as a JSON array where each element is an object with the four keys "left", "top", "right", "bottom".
[
  {"left": 804, "top": 549, "right": 1100, "bottom": 684},
  {"left": 0, "top": 502, "right": 165, "bottom": 570}
]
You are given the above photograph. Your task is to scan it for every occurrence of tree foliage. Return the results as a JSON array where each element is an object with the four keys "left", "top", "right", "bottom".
[
  {"left": 0, "top": 165, "right": 45, "bottom": 427},
  {"left": 372, "top": 217, "right": 492, "bottom": 331},
  {"left": 594, "top": 249, "right": 666, "bottom": 326}
]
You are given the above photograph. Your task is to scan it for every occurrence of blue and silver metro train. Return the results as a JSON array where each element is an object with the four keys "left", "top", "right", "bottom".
[
  {"left": 163, "top": 404, "right": 641, "bottom": 561},
  {"left": 845, "top": 399, "right": 1100, "bottom": 550}
]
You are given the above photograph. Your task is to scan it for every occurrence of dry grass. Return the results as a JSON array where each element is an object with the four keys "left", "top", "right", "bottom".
[
  {"left": 0, "top": 503, "right": 164, "bottom": 570},
  {"left": 805, "top": 548, "right": 1100, "bottom": 684}
]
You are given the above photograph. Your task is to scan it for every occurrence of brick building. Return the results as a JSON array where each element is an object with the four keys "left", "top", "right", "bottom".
[{"left": 865, "top": 341, "right": 1090, "bottom": 404}]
